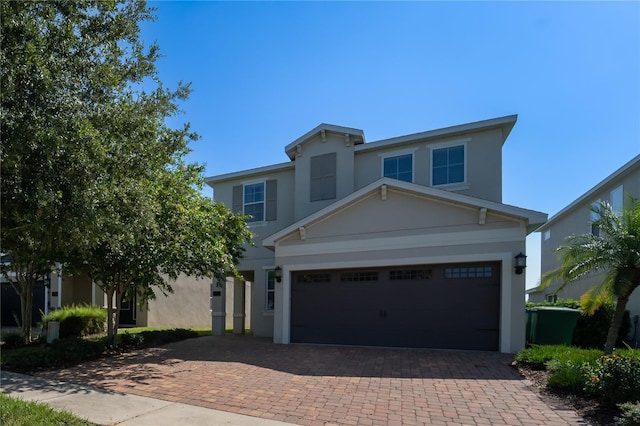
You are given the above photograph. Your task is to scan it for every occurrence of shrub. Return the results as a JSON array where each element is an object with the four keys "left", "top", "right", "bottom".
[
  {"left": 40, "top": 304, "right": 106, "bottom": 338},
  {"left": 573, "top": 304, "right": 631, "bottom": 349},
  {"left": 1, "top": 332, "right": 25, "bottom": 350},
  {"left": 617, "top": 402, "right": 640, "bottom": 426},
  {"left": 584, "top": 350, "right": 640, "bottom": 406}
]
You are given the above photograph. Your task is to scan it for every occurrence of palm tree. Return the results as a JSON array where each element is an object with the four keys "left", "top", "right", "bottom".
[{"left": 541, "top": 196, "right": 640, "bottom": 354}]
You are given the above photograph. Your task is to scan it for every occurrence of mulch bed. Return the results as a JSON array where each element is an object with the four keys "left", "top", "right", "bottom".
[{"left": 516, "top": 364, "right": 621, "bottom": 426}]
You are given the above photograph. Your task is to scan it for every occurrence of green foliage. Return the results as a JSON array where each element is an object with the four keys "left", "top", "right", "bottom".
[
  {"left": 1, "top": 328, "right": 201, "bottom": 372},
  {"left": 0, "top": 0, "right": 252, "bottom": 347},
  {"left": 617, "top": 402, "right": 640, "bottom": 426},
  {"left": 539, "top": 197, "right": 640, "bottom": 354},
  {"left": 526, "top": 298, "right": 581, "bottom": 309},
  {"left": 0, "top": 332, "right": 25, "bottom": 350},
  {"left": 573, "top": 304, "right": 631, "bottom": 349},
  {"left": 0, "top": 338, "right": 105, "bottom": 373},
  {"left": 584, "top": 351, "right": 640, "bottom": 406},
  {"left": 0, "top": 394, "right": 95, "bottom": 426},
  {"left": 515, "top": 345, "right": 600, "bottom": 370},
  {"left": 118, "top": 328, "right": 198, "bottom": 349},
  {"left": 40, "top": 304, "right": 106, "bottom": 338},
  {"left": 546, "top": 359, "right": 589, "bottom": 394}
]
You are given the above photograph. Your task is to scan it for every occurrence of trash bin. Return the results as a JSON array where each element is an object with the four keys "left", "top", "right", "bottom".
[{"left": 527, "top": 307, "right": 581, "bottom": 345}]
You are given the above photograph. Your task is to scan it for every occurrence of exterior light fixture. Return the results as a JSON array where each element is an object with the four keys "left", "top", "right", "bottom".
[
  {"left": 514, "top": 252, "right": 527, "bottom": 275},
  {"left": 274, "top": 266, "right": 283, "bottom": 283}
]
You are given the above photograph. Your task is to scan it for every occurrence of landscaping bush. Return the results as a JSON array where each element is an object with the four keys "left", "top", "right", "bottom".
[
  {"left": 584, "top": 350, "right": 640, "bottom": 406},
  {"left": 573, "top": 304, "right": 631, "bottom": 349},
  {"left": 617, "top": 402, "right": 640, "bottom": 426},
  {"left": 1, "top": 332, "right": 25, "bottom": 350},
  {"left": 40, "top": 304, "right": 106, "bottom": 338}
]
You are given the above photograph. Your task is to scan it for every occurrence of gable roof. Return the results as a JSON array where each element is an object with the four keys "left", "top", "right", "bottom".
[
  {"left": 284, "top": 124, "right": 366, "bottom": 160},
  {"left": 263, "top": 177, "right": 547, "bottom": 248},
  {"left": 537, "top": 154, "right": 640, "bottom": 231}
]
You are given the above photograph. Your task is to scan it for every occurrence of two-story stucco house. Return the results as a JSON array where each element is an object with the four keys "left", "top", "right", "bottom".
[
  {"left": 206, "top": 115, "right": 547, "bottom": 353},
  {"left": 528, "top": 155, "right": 640, "bottom": 347}
]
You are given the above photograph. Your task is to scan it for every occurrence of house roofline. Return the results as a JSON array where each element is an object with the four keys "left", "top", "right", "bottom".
[
  {"left": 205, "top": 162, "right": 294, "bottom": 186},
  {"left": 263, "top": 177, "right": 547, "bottom": 248},
  {"left": 284, "top": 124, "right": 366, "bottom": 160},
  {"left": 356, "top": 114, "right": 518, "bottom": 153},
  {"left": 536, "top": 154, "right": 640, "bottom": 232}
]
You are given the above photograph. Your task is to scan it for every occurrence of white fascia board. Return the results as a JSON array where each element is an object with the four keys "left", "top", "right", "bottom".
[
  {"left": 536, "top": 154, "right": 640, "bottom": 232},
  {"left": 356, "top": 114, "right": 518, "bottom": 153},
  {"left": 284, "top": 123, "right": 365, "bottom": 159},
  {"left": 262, "top": 177, "right": 547, "bottom": 247},
  {"left": 205, "top": 162, "right": 294, "bottom": 186}
]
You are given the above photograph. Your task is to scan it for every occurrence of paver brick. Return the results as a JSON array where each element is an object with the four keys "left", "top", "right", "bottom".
[{"left": 36, "top": 335, "right": 585, "bottom": 425}]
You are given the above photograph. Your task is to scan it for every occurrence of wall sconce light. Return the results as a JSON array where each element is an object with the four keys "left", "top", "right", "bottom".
[
  {"left": 274, "top": 266, "right": 283, "bottom": 283},
  {"left": 514, "top": 252, "right": 527, "bottom": 275}
]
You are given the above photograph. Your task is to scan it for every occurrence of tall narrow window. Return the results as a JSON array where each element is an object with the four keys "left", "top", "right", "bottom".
[
  {"left": 611, "top": 185, "right": 623, "bottom": 215},
  {"left": 244, "top": 182, "right": 265, "bottom": 222},
  {"left": 432, "top": 144, "right": 465, "bottom": 185},
  {"left": 266, "top": 270, "right": 275, "bottom": 311},
  {"left": 310, "top": 153, "right": 336, "bottom": 201},
  {"left": 383, "top": 153, "right": 413, "bottom": 182}
]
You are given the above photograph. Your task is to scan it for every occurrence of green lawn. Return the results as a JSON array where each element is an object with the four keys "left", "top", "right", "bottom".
[{"left": 0, "top": 394, "right": 95, "bottom": 426}]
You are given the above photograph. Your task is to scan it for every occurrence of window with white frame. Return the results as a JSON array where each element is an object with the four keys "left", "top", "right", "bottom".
[
  {"left": 611, "top": 185, "right": 623, "bottom": 215},
  {"left": 543, "top": 229, "right": 551, "bottom": 241},
  {"left": 432, "top": 144, "right": 465, "bottom": 186},
  {"left": 545, "top": 294, "right": 557, "bottom": 303},
  {"left": 383, "top": 153, "right": 413, "bottom": 182},
  {"left": 266, "top": 270, "right": 275, "bottom": 311},
  {"left": 244, "top": 182, "right": 265, "bottom": 222}
]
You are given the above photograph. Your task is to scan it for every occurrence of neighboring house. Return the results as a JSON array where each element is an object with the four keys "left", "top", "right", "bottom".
[
  {"left": 206, "top": 115, "right": 547, "bottom": 353},
  {"left": 0, "top": 266, "right": 219, "bottom": 330},
  {"left": 528, "top": 155, "right": 640, "bottom": 347}
]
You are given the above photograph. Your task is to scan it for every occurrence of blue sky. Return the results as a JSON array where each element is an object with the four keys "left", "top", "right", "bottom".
[{"left": 141, "top": 1, "right": 640, "bottom": 288}]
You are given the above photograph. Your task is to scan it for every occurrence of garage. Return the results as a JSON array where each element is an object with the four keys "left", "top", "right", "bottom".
[{"left": 290, "top": 262, "right": 500, "bottom": 351}]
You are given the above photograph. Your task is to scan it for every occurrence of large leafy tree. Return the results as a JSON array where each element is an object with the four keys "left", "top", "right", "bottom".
[
  {"left": 1, "top": 0, "right": 251, "bottom": 343},
  {"left": 541, "top": 197, "right": 640, "bottom": 354},
  {"left": 80, "top": 162, "right": 252, "bottom": 346}
]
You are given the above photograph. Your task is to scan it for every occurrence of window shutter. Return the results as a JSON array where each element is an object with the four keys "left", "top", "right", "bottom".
[
  {"left": 310, "top": 153, "right": 336, "bottom": 201},
  {"left": 232, "top": 185, "right": 243, "bottom": 214},
  {"left": 266, "top": 179, "right": 277, "bottom": 221}
]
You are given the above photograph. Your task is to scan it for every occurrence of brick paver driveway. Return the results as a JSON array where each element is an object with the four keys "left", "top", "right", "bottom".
[{"left": 38, "top": 335, "right": 585, "bottom": 425}]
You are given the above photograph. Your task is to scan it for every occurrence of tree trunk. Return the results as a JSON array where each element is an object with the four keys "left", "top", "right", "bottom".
[
  {"left": 114, "top": 286, "right": 123, "bottom": 344},
  {"left": 604, "top": 294, "right": 630, "bottom": 354},
  {"left": 105, "top": 288, "right": 115, "bottom": 346}
]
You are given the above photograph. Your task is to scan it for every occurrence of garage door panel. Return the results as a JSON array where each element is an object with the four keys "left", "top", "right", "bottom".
[{"left": 291, "top": 262, "right": 500, "bottom": 350}]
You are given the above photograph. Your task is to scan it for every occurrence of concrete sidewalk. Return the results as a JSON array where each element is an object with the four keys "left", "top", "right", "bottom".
[{"left": 0, "top": 371, "right": 293, "bottom": 426}]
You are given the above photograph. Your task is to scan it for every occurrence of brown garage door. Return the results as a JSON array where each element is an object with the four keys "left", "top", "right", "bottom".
[{"left": 290, "top": 262, "right": 500, "bottom": 351}]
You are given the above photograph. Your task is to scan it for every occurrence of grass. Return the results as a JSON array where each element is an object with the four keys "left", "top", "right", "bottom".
[{"left": 0, "top": 394, "right": 95, "bottom": 426}]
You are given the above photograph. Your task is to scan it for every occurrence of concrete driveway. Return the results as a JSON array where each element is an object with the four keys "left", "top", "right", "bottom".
[{"left": 36, "top": 335, "right": 585, "bottom": 425}]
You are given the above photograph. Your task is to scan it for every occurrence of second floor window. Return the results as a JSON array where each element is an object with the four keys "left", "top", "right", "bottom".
[
  {"left": 244, "top": 182, "right": 265, "bottom": 222},
  {"left": 383, "top": 153, "right": 413, "bottom": 182},
  {"left": 232, "top": 180, "right": 277, "bottom": 223},
  {"left": 432, "top": 144, "right": 465, "bottom": 186}
]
